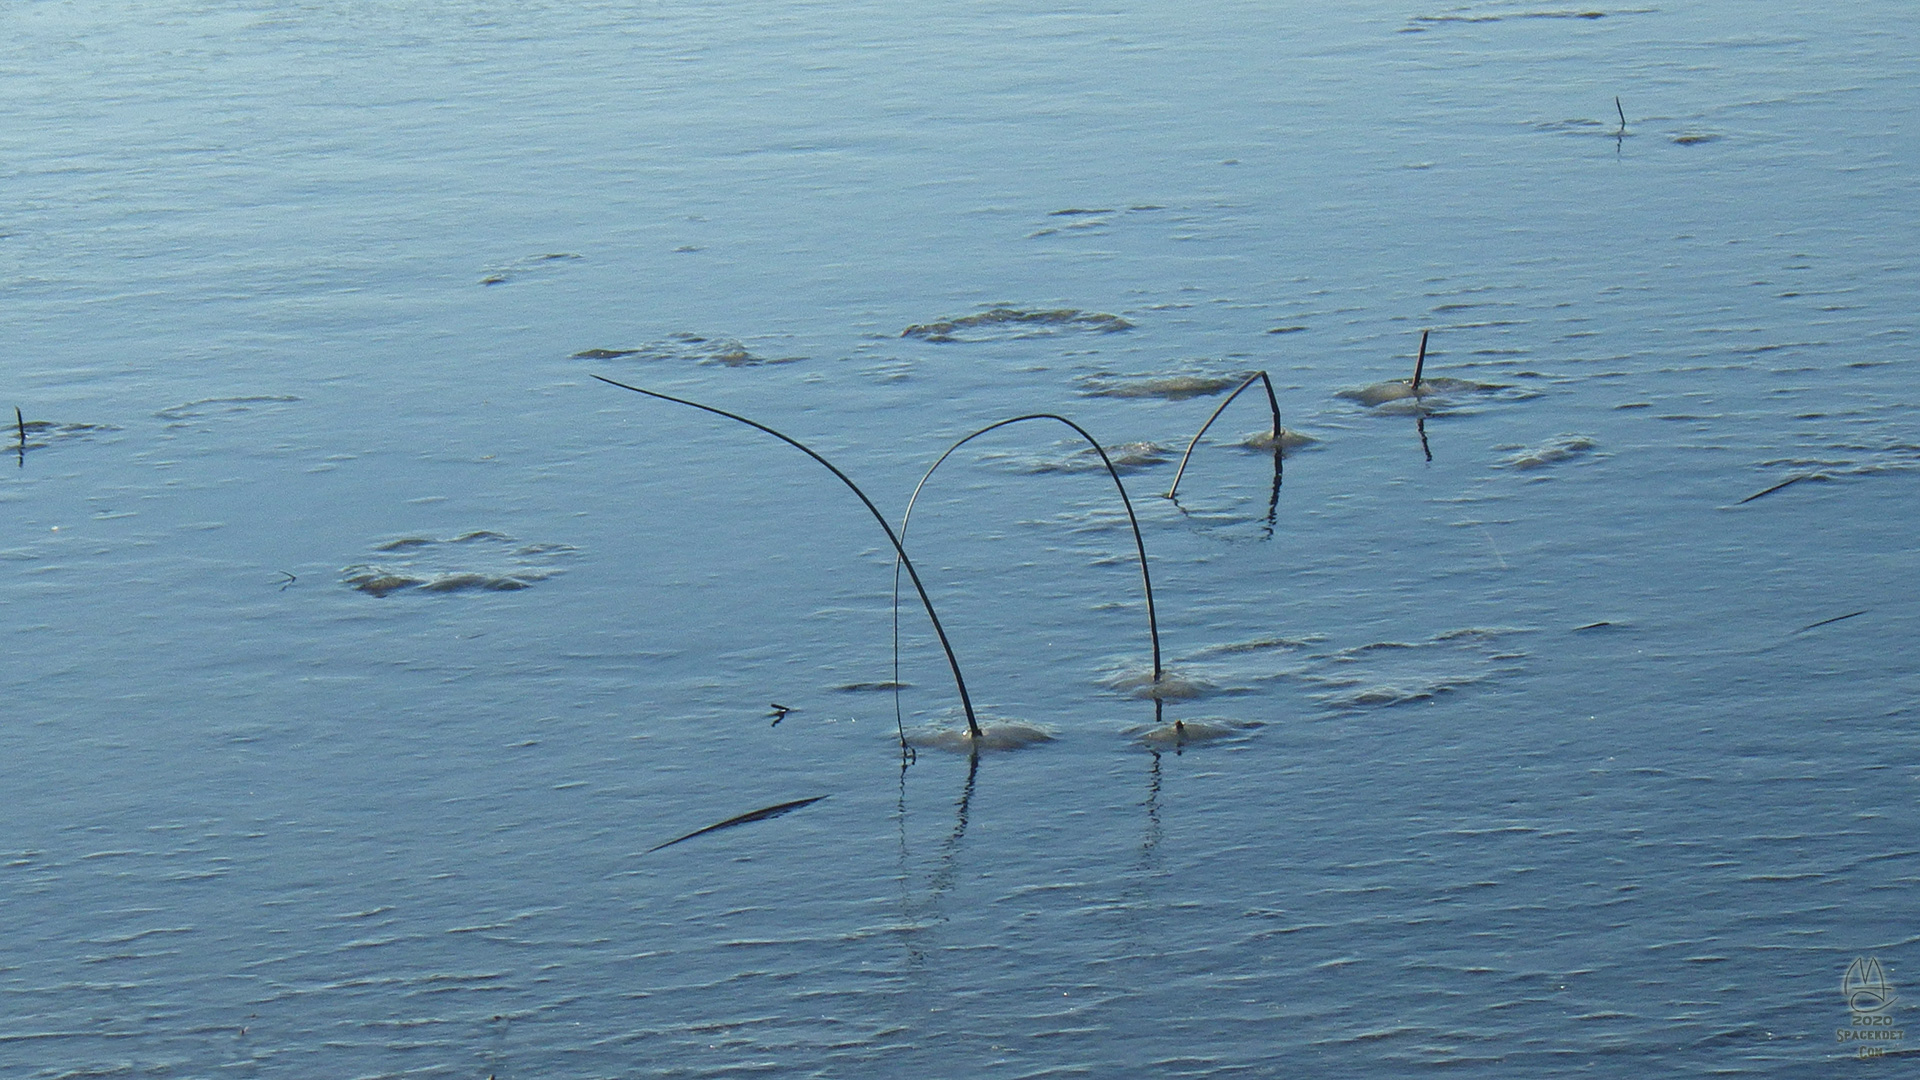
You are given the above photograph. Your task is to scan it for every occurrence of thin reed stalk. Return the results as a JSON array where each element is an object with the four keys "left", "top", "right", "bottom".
[
  {"left": 1164, "top": 370, "right": 1282, "bottom": 500},
  {"left": 891, "top": 415, "right": 1163, "bottom": 706},
  {"left": 1411, "top": 329, "right": 1430, "bottom": 392},
  {"left": 591, "top": 374, "right": 982, "bottom": 738}
]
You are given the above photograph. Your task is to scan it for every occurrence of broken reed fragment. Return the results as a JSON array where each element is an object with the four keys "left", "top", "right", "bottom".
[
  {"left": 1797, "top": 610, "right": 1866, "bottom": 634},
  {"left": 644, "top": 796, "right": 829, "bottom": 854},
  {"left": 1164, "top": 371, "right": 1284, "bottom": 500},
  {"left": 1738, "top": 473, "right": 1820, "bottom": 504}
]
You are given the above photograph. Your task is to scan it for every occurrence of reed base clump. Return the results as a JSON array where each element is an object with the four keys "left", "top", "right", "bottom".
[
  {"left": 1132, "top": 717, "right": 1258, "bottom": 749},
  {"left": 906, "top": 720, "right": 1057, "bottom": 752}
]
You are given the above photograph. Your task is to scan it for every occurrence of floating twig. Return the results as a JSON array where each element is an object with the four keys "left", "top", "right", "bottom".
[
  {"left": 644, "top": 795, "right": 828, "bottom": 854},
  {"left": 15, "top": 407, "right": 23, "bottom": 467},
  {"left": 1411, "top": 329, "right": 1430, "bottom": 393},
  {"left": 276, "top": 571, "right": 297, "bottom": 591},
  {"left": 1164, "top": 370, "right": 1283, "bottom": 500},
  {"left": 591, "top": 374, "right": 983, "bottom": 738},
  {"left": 768, "top": 703, "right": 793, "bottom": 726},
  {"left": 1615, "top": 96, "right": 1627, "bottom": 133},
  {"left": 891, "top": 414, "right": 1163, "bottom": 708},
  {"left": 1737, "top": 473, "right": 1817, "bottom": 504},
  {"left": 1797, "top": 610, "right": 1866, "bottom": 634}
]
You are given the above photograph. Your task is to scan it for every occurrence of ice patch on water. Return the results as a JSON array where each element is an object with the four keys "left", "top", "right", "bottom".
[
  {"left": 996, "top": 440, "right": 1174, "bottom": 474},
  {"left": 154, "top": 397, "right": 298, "bottom": 423},
  {"left": 342, "top": 531, "right": 576, "bottom": 597},
  {"left": 479, "top": 252, "right": 581, "bottom": 285},
  {"left": 1103, "top": 666, "right": 1219, "bottom": 700},
  {"left": 1077, "top": 373, "right": 1242, "bottom": 400},
  {"left": 901, "top": 308, "right": 1132, "bottom": 342},
  {"left": 572, "top": 332, "right": 801, "bottom": 367},
  {"left": 1496, "top": 434, "right": 1599, "bottom": 469},
  {"left": 1298, "top": 628, "right": 1533, "bottom": 712}
]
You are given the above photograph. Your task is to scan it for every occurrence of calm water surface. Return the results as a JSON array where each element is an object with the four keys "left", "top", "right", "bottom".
[{"left": 5, "top": 2, "right": 1917, "bottom": 1076}]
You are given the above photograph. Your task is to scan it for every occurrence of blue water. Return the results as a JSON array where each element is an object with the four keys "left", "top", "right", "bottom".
[{"left": 5, "top": 2, "right": 1917, "bottom": 1075}]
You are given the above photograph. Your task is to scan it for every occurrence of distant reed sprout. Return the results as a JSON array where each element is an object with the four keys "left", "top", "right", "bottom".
[{"left": 591, "top": 374, "right": 984, "bottom": 738}]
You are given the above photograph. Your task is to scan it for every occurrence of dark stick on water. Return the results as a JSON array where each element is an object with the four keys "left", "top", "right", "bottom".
[
  {"left": 590, "top": 374, "right": 983, "bottom": 739},
  {"left": 1616, "top": 96, "right": 1627, "bottom": 132},
  {"left": 1165, "top": 370, "right": 1283, "bottom": 500},
  {"left": 1797, "top": 610, "right": 1866, "bottom": 634},
  {"left": 892, "top": 414, "right": 1163, "bottom": 700},
  {"left": 15, "top": 406, "right": 23, "bottom": 467},
  {"left": 1411, "top": 329, "right": 1430, "bottom": 393},
  {"left": 643, "top": 795, "right": 829, "bottom": 854},
  {"left": 1738, "top": 473, "right": 1817, "bottom": 505}
]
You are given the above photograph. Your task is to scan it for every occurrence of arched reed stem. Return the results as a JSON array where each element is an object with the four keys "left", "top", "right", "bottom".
[
  {"left": 1164, "top": 370, "right": 1282, "bottom": 500},
  {"left": 591, "top": 374, "right": 982, "bottom": 738},
  {"left": 891, "top": 414, "right": 1162, "bottom": 696}
]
